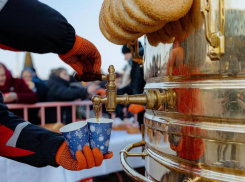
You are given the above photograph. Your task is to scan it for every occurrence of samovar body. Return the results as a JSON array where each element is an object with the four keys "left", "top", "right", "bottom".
[{"left": 127, "top": 0, "right": 245, "bottom": 181}]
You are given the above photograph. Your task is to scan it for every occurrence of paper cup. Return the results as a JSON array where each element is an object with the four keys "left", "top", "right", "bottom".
[
  {"left": 60, "top": 121, "right": 89, "bottom": 159},
  {"left": 87, "top": 118, "right": 113, "bottom": 154}
]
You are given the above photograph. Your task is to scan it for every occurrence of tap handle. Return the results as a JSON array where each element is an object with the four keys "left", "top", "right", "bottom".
[{"left": 73, "top": 72, "right": 107, "bottom": 82}]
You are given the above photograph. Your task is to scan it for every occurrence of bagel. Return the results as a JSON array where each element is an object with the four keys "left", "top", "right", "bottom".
[
  {"left": 163, "top": 22, "right": 175, "bottom": 37},
  {"left": 156, "top": 28, "right": 175, "bottom": 44},
  {"left": 180, "top": 11, "right": 195, "bottom": 36},
  {"left": 116, "top": 0, "right": 165, "bottom": 33},
  {"left": 146, "top": 32, "right": 161, "bottom": 47},
  {"left": 121, "top": 0, "right": 165, "bottom": 26},
  {"left": 134, "top": 0, "right": 194, "bottom": 21},
  {"left": 170, "top": 20, "right": 186, "bottom": 39},
  {"left": 110, "top": 0, "right": 138, "bottom": 32},
  {"left": 190, "top": 0, "right": 204, "bottom": 30},
  {"left": 163, "top": 20, "right": 186, "bottom": 39},
  {"left": 99, "top": 13, "right": 130, "bottom": 45},
  {"left": 101, "top": 0, "right": 143, "bottom": 41}
]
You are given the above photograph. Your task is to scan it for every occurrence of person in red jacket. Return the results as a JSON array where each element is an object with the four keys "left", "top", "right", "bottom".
[
  {"left": 0, "top": 63, "right": 38, "bottom": 104},
  {"left": 0, "top": 0, "right": 113, "bottom": 171}
]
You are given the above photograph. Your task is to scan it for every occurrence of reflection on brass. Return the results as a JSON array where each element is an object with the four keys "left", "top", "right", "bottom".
[
  {"left": 144, "top": 113, "right": 245, "bottom": 145},
  {"left": 146, "top": 146, "right": 245, "bottom": 181},
  {"left": 101, "top": 74, "right": 107, "bottom": 81},
  {"left": 92, "top": 65, "right": 176, "bottom": 116},
  {"left": 121, "top": 141, "right": 148, "bottom": 158},
  {"left": 146, "top": 171, "right": 160, "bottom": 182},
  {"left": 119, "top": 0, "right": 245, "bottom": 181},
  {"left": 120, "top": 141, "right": 152, "bottom": 182},
  {"left": 127, "top": 39, "right": 143, "bottom": 65},
  {"left": 201, "top": 0, "right": 225, "bottom": 60},
  {"left": 183, "top": 177, "right": 201, "bottom": 182}
]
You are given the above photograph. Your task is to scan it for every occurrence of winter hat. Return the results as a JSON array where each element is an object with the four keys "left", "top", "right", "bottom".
[{"left": 121, "top": 41, "right": 142, "bottom": 54}]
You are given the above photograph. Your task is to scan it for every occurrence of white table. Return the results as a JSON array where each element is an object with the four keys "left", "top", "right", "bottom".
[{"left": 0, "top": 131, "right": 145, "bottom": 182}]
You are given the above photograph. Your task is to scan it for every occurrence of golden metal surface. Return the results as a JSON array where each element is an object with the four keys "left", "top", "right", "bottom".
[
  {"left": 201, "top": 0, "right": 225, "bottom": 60},
  {"left": 145, "top": 146, "right": 245, "bottom": 182},
  {"left": 92, "top": 65, "right": 176, "bottom": 116},
  {"left": 101, "top": 74, "right": 107, "bottom": 81},
  {"left": 100, "top": 0, "right": 245, "bottom": 181},
  {"left": 120, "top": 141, "right": 152, "bottom": 182},
  {"left": 138, "top": 0, "right": 245, "bottom": 181}
]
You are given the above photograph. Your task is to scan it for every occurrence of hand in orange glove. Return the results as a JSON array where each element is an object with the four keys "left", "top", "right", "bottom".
[
  {"left": 96, "top": 88, "right": 106, "bottom": 97},
  {"left": 59, "top": 35, "right": 101, "bottom": 76},
  {"left": 128, "top": 104, "right": 145, "bottom": 114},
  {"left": 55, "top": 141, "right": 113, "bottom": 171}
]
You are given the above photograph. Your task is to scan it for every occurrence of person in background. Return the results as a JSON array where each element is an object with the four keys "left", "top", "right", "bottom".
[
  {"left": 21, "top": 67, "right": 47, "bottom": 102},
  {"left": 115, "top": 72, "right": 122, "bottom": 89},
  {"left": 114, "top": 72, "right": 131, "bottom": 120},
  {"left": 0, "top": 0, "right": 112, "bottom": 171},
  {"left": 21, "top": 67, "right": 48, "bottom": 125},
  {"left": 27, "top": 67, "right": 46, "bottom": 85},
  {"left": 118, "top": 43, "right": 146, "bottom": 126},
  {"left": 120, "top": 44, "right": 136, "bottom": 88},
  {"left": 0, "top": 63, "right": 38, "bottom": 104},
  {"left": 45, "top": 68, "right": 98, "bottom": 124}
]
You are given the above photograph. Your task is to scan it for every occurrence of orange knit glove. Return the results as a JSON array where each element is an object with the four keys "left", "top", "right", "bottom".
[
  {"left": 128, "top": 104, "right": 145, "bottom": 114},
  {"left": 96, "top": 88, "right": 106, "bottom": 97},
  {"left": 55, "top": 141, "right": 113, "bottom": 171},
  {"left": 59, "top": 35, "right": 101, "bottom": 76}
]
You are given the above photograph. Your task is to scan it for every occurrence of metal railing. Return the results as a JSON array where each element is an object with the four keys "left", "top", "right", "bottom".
[
  {"left": 7, "top": 101, "right": 137, "bottom": 126},
  {"left": 7, "top": 101, "right": 98, "bottom": 125}
]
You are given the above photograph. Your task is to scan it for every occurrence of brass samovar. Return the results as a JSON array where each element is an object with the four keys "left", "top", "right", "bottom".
[{"left": 77, "top": 0, "right": 245, "bottom": 181}]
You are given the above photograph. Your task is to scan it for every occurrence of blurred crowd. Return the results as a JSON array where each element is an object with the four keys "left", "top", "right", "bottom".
[{"left": 0, "top": 43, "right": 146, "bottom": 127}]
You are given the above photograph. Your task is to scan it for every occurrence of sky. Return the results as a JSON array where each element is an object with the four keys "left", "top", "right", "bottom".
[{"left": 0, "top": 0, "right": 144, "bottom": 79}]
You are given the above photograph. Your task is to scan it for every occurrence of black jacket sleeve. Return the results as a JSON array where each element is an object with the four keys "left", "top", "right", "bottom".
[
  {"left": 0, "top": 0, "right": 75, "bottom": 54},
  {"left": 117, "top": 49, "right": 146, "bottom": 95},
  {"left": 0, "top": 91, "right": 64, "bottom": 167},
  {"left": 117, "top": 85, "right": 132, "bottom": 96},
  {"left": 54, "top": 84, "right": 88, "bottom": 101}
]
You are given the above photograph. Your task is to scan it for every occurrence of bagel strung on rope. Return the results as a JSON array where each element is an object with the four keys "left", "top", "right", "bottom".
[
  {"left": 190, "top": 0, "right": 204, "bottom": 30},
  {"left": 163, "top": 23, "right": 175, "bottom": 38},
  {"left": 146, "top": 32, "right": 161, "bottom": 47},
  {"left": 99, "top": 12, "right": 130, "bottom": 45},
  {"left": 121, "top": 0, "right": 165, "bottom": 26},
  {"left": 180, "top": 11, "right": 195, "bottom": 36},
  {"left": 170, "top": 20, "right": 186, "bottom": 39},
  {"left": 117, "top": 0, "right": 165, "bottom": 33},
  {"left": 134, "top": 0, "right": 194, "bottom": 21},
  {"left": 101, "top": 0, "right": 143, "bottom": 42},
  {"left": 110, "top": 0, "right": 138, "bottom": 32},
  {"left": 163, "top": 20, "right": 185, "bottom": 39},
  {"left": 156, "top": 28, "right": 175, "bottom": 44}
]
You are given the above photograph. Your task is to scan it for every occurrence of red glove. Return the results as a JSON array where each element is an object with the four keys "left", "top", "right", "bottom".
[
  {"left": 55, "top": 141, "right": 113, "bottom": 171},
  {"left": 59, "top": 35, "right": 101, "bottom": 76},
  {"left": 128, "top": 104, "right": 145, "bottom": 114}
]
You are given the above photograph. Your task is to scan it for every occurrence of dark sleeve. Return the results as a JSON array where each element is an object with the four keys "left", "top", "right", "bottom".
[
  {"left": 0, "top": 92, "right": 64, "bottom": 167},
  {"left": 16, "top": 79, "right": 38, "bottom": 104},
  {"left": 35, "top": 83, "right": 48, "bottom": 102},
  {"left": 129, "top": 60, "right": 146, "bottom": 95},
  {"left": 0, "top": 0, "right": 75, "bottom": 54},
  {"left": 117, "top": 85, "right": 132, "bottom": 95},
  {"left": 54, "top": 84, "right": 88, "bottom": 101},
  {"left": 117, "top": 58, "right": 146, "bottom": 95}
]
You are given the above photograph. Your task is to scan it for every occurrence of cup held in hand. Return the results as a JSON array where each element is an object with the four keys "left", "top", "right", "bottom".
[
  {"left": 87, "top": 118, "right": 113, "bottom": 154},
  {"left": 60, "top": 121, "right": 89, "bottom": 159}
]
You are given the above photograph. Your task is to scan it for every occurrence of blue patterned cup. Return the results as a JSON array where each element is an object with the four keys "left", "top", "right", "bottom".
[
  {"left": 87, "top": 118, "right": 113, "bottom": 154},
  {"left": 60, "top": 121, "right": 89, "bottom": 159}
]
